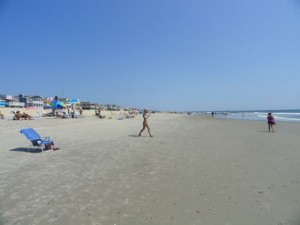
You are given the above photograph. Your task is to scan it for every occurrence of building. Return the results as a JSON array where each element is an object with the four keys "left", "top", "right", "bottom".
[
  {"left": 0, "top": 94, "right": 25, "bottom": 108},
  {"left": 0, "top": 99, "right": 8, "bottom": 108},
  {"left": 22, "top": 95, "right": 44, "bottom": 108},
  {"left": 105, "top": 104, "right": 121, "bottom": 111},
  {"left": 80, "top": 101, "right": 99, "bottom": 110},
  {"left": 8, "top": 101, "right": 25, "bottom": 108}
]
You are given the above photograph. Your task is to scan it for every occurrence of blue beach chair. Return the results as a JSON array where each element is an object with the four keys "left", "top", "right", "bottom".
[{"left": 20, "top": 128, "right": 54, "bottom": 152}]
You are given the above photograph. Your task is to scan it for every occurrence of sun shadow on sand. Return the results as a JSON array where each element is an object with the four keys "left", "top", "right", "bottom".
[
  {"left": 128, "top": 135, "right": 153, "bottom": 138},
  {"left": 10, "top": 147, "right": 43, "bottom": 153},
  {"left": 257, "top": 131, "right": 271, "bottom": 133},
  {"left": 128, "top": 135, "right": 141, "bottom": 137}
]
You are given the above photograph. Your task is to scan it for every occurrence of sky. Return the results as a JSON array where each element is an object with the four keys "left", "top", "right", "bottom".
[{"left": 0, "top": 0, "right": 299, "bottom": 111}]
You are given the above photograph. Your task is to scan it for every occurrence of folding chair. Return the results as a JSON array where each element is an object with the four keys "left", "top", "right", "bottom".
[{"left": 20, "top": 128, "right": 54, "bottom": 152}]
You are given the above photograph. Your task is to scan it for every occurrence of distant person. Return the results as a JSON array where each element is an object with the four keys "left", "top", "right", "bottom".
[
  {"left": 21, "top": 112, "right": 32, "bottom": 120},
  {"left": 78, "top": 105, "right": 83, "bottom": 117},
  {"left": 212, "top": 112, "right": 214, "bottom": 117},
  {"left": 13, "top": 111, "right": 22, "bottom": 120},
  {"left": 267, "top": 112, "right": 276, "bottom": 132},
  {"left": 71, "top": 103, "right": 76, "bottom": 113},
  {"left": 55, "top": 111, "right": 61, "bottom": 118},
  {"left": 95, "top": 109, "right": 99, "bottom": 117},
  {"left": 139, "top": 109, "right": 153, "bottom": 137},
  {"left": 0, "top": 111, "right": 4, "bottom": 119},
  {"left": 96, "top": 109, "right": 105, "bottom": 118}
]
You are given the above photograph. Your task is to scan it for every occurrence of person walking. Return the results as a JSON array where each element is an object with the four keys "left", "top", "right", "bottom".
[
  {"left": 267, "top": 112, "right": 276, "bottom": 132},
  {"left": 78, "top": 105, "right": 83, "bottom": 117},
  {"left": 139, "top": 109, "right": 153, "bottom": 137}
]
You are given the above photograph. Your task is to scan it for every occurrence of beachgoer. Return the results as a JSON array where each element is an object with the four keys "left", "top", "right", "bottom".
[
  {"left": 14, "top": 111, "right": 22, "bottom": 120},
  {"left": 55, "top": 111, "right": 62, "bottom": 118},
  {"left": 98, "top": 109, "right": 105, "bottom": 119},
  {"left": 0, "top": 111, "right": 4, "bottom": 119},
  {"left": 71, "top": 103, "right": 76, "bottom": 113},
  {"left": 267, "top": 112, "right": 276, "bottom": 132},
  {"left": 139, "top": 109, "right": 153, "bottom": 137},
  {"left": 21, "top": 112, "right": 32, "bottom": 120},
  {"left": 95, "top": 110, "right": 99, "bottom": 117},
  {"left": 78, "top": 106, "right": 83, "bottom": 117}
]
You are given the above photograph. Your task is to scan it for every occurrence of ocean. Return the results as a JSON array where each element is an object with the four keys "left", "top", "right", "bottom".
[{"left": 194, "top": 109, "right": 300, "bottom": 123}]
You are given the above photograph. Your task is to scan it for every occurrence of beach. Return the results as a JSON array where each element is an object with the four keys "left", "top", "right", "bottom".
[{"left": 0, "top": 113, "right": 300, "bottom": 225}]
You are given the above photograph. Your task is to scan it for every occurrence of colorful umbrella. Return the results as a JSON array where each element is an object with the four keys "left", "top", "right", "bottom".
[
  {"left": 68, "top": 98, "right": 80, "bottom": 104},
  {"left": 49, "top": 100, "right": 66, "bottom": 109}
]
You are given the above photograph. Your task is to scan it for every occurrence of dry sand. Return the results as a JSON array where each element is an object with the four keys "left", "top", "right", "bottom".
[{"left": 0, "top": 113, "right": 300, "bottom": 225}]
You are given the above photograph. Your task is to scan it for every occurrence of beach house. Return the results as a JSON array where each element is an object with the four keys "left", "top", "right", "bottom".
[
  {"left": 17, "top": 95, "right": 44, "bottom": 108},
  {"left": 80, "top": 101, "right": 99, "bottom": 110}
]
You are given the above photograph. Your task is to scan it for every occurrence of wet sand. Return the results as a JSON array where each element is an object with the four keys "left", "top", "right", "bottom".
[{"left": 0, "top": 113, "right": 300, "bottom": 225}]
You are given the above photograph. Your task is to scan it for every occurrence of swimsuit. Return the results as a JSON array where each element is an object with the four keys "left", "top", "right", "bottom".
[{"left": 267, "top": 116, "right": 275, "bottom": 124}]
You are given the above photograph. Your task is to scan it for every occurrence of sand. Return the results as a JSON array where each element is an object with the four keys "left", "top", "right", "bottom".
[{"left": 0, "top": 113, "right": 300, "bottom": 225}]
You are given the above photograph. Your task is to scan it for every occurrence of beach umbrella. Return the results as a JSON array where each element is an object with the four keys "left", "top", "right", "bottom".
[
  {"left": 68, "top": 98, "right": 80, "bottom": 104},
  {"left": 49, "top": 100, "right": 66, "bottom": 109}
]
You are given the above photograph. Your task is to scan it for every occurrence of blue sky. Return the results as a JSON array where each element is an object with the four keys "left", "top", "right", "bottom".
[{"left": 0, "top": 0, "right": 299, "bottom": 111}]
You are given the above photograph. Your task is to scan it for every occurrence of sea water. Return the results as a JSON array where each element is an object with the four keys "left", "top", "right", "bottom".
[{"left": 194, "top": 110, "right": 300, "bottom": 123}]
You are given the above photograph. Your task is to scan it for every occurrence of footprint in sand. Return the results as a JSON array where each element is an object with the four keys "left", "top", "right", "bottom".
[{"left": 48, "top": 214, "right": 59, "bottom": 222}]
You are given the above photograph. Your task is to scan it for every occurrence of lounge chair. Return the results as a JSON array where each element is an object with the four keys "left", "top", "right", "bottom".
[{"left": 20, "top": 128, "right": 54, "bottom": 152}]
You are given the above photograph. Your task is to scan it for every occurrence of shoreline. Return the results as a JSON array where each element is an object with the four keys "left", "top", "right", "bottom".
[{"left": 193, "top": 111, "right": 300, "bottom": 123}]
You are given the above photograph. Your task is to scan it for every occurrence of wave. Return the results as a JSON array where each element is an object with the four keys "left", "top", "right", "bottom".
[
  {"left": 273, "top": 116, "right": 300, "bottom": 122},
  {"left": 210, "top": 110, "right": 300, "bottom": 122},
  {"left": 192, "top": 110, "right": 300, "bottom": 122}
]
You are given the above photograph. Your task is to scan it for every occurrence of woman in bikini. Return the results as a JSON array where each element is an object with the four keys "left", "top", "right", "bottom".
[{"left": 139, "top": 109, "right": 153, "bottom": 137}]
